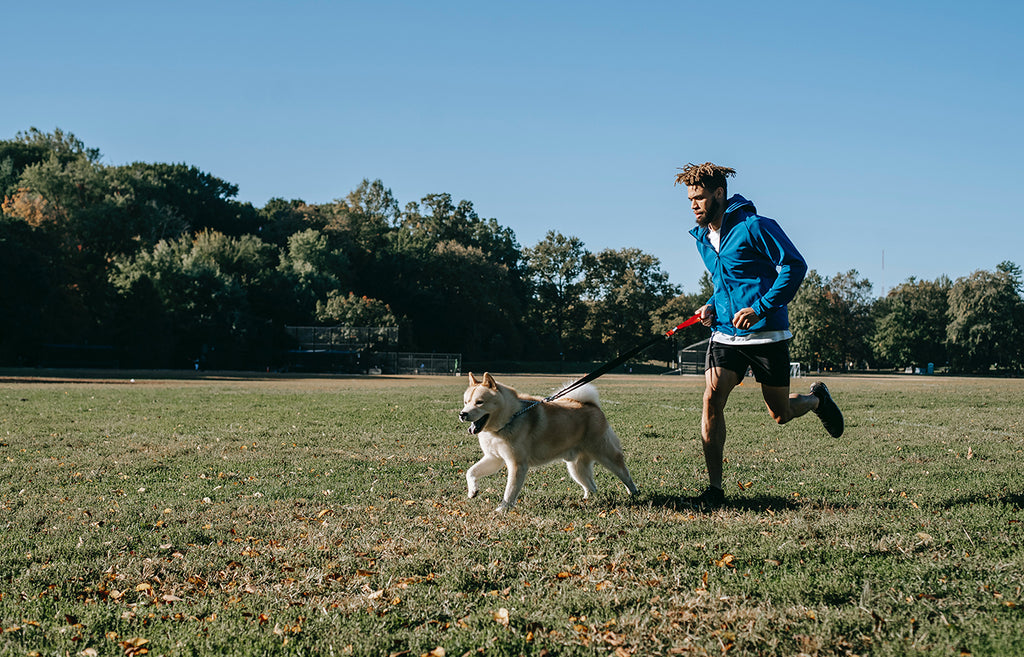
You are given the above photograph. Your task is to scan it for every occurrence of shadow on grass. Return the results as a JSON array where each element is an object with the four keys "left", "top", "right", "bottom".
[
  {"left": 938, "top": 491, "right": 1024, "bottom": 510},
  {"left": 639, "top": 492, "right": 801, "bottom": 514}
]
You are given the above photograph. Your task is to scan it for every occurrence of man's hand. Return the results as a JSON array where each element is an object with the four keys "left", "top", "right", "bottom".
[
  {"left": 698, "top": 304, "right": 716, "bottom": 327},
  {"left": 732, "top": 307, "right": 760, "bottom": 330}
]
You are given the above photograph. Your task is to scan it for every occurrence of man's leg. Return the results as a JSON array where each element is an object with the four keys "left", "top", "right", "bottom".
[
  {"left": 760, "top": 385, "right": 818, "bottom": 425},
  {"left": 702, "top": 366, "right": 740, "bottom": 491},
  {"left": 762, "top": 383, "right": 845, "bottom": 437}
]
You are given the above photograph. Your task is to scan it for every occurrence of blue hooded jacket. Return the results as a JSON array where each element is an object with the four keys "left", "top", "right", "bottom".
[{"left": 689, "top": 195, "right": 807, "bottom": 337}]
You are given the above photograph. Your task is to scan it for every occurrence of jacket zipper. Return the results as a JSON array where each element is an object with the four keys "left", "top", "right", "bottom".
[{"left": 712, "top": 226, "right": 737, "bottom": 336}]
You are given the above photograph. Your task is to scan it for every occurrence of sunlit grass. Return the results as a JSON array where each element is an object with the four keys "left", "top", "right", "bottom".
[{"left": 1, "top": 372, "right": 1022, "bottom": 656}]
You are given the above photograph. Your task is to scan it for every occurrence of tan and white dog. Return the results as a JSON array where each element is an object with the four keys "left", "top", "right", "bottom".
[{"left": 459, "top": 372, "right": 638, "bottom": 512}]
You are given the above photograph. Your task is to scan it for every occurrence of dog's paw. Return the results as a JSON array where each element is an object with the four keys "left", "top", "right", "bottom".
[
  {"left": 494, "top": 501, "right": 513, "bottom": 514},
  {"left": 467, "top": 489, "right": 479, "bottom": 499}
]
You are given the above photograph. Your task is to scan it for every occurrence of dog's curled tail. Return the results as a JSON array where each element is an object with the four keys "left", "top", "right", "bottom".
[{"left": 559, "top": 382, "right": 600, "bottom": 407}]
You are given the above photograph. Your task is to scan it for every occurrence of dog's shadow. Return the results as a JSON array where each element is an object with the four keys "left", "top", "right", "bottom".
[{"left": 638, "top": 492, "right": 800, "bottom": 514}]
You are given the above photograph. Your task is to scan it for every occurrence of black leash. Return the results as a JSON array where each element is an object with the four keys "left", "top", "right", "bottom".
[{"left": 501, "top": 313, "right": 704, "bottom": 429}]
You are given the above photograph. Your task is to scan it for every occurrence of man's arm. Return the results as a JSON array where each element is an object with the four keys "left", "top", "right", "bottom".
[{"left": 748, "top": 217, "right": 808, "bottom": 317}]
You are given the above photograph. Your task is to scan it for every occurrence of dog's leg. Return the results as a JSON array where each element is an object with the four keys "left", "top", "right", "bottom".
[
  {"left": 466, "top": 454, "right": 504, "bottom": 499},
  {"left": 497, "top": 459, "right": 528, "bottom": 513},
  {"left": 565, "top": 456, "right": 597, "bottom": 498},
  {"left": 595, "top": 429, "right": 639, "bottom": 496}
]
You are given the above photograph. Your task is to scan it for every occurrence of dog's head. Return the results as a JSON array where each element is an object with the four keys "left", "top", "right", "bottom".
[{"left": 460, "top": 372, "right": 502, "bottom": 435}]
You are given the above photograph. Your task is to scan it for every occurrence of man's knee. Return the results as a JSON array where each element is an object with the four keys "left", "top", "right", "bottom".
[
  {"left": 703, "top": 386, "right": 729, "bottom": 411},
  {"left": 762, "top": 387, "right": 795, "bottom": 424},
  {"left": 769, "top": 407, "right": 793, "bottom": 425}
]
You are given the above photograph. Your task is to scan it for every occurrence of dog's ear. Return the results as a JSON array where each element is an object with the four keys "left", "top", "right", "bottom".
[
  {"left": 468, "top": 372, "right": 479, "bottom": 386},
  {"left": 482, "top": 372, "right": 497, "bottom": 389}
]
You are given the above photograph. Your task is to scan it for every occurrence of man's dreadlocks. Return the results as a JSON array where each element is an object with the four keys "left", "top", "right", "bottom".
[{"left": 674, "top": 162, "right": 736, "bottom": 193}]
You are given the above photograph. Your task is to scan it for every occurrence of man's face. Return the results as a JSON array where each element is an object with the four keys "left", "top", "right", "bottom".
[{"left": 687, "top": 185, "right": 725, "bottom": 229}]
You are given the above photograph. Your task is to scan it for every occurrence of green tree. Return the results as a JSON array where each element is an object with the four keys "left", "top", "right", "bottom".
[
  {"left": 401, "top": 193, "right": 521, "bottom": 269},
  {"left": 8, "top": 127, "right": 101, "bottom": 163},
  {"left": 104, "top": 164, "right": 193, "bottom": 249},
  {"left": 375, "top": 238, "right": 524, "bottom": 358},
  {"left": 276, "top": 228, "right": 349, "bottom": 321},
  {"left": 873, "top": 276, "right": 951, "bottom": 370},
  {"left": 790, "top": 269, "right": 874, "bottom": 371},
  {"left": 110, "top": 230, "right": 279, "bottom": 368},
  {"left": 257, "top": 198, "right": 319, "bottom": 247},
  {"left": 107, "top": 162, "right": 257, "bottom": 237},
  {"left": 377, "top": 192, "right": 529, "bottom": 359},
  {"left": 4, "top": 130, "right": 120, "bottom": 344},
  {"left": 584, "top": 247, "right": 680, "bottom": 359},
  {"left": 16, "top": 146, "right": 109, "bottom": 246},
  {"left": 522, "top": 231, "right": 590, "bottom": 359},
  {"left": 0, "top": 127, "right": 96, "bottom": 196},
  {"left": 946, "top": 264, "right": 1024, "bottom": 373},
  {"left": 697, "top": 271, "right": 714, "bottom": 301},
  {"left": 338, "top": 178, "right": 401, "bottom": 228},
  {"left": 0, "top": 216, "right": 61, "bottom": 361},
  {"left": 1, "top": 128, "right": 101, "bottom": 198},
  {"left": 315, "top": 291, "right": 399, "bottom": 326},
  {"left": 319, "top": 179, "right": 400, "bottom": 299},
  {"left": 997, "top": 260, "right": 1024, "bottom": 294}
]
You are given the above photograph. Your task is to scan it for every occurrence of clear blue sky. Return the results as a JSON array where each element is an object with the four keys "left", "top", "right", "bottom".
[{"left": 5, "top": 0, "right": 1022, "bottom": 295}]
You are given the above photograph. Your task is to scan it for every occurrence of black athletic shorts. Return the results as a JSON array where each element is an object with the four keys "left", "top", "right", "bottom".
[{"left": 705, "top": 339, "right": 791, "bottom": 387}]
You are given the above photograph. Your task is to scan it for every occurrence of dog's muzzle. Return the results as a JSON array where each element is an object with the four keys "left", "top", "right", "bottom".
[{"left": 459, "top": 411, "right": 489, "bottom": 435}]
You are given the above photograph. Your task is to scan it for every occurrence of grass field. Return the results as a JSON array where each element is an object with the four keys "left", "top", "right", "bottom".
[{"left": 1, "top": 370, "right": 1022, "bottom": 656}]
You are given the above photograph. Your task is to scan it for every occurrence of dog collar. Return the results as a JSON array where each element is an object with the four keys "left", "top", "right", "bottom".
[{"left": 497, "top": 399, "right": 542, "bottom": 433}]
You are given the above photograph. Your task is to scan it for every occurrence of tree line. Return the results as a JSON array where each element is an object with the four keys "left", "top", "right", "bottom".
[{"left": 1, "top": 128, "right": 1022, "bottom": 374}]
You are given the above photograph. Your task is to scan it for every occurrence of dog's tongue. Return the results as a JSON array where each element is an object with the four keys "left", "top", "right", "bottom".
[{"left": 468, "top": 415, "right": 489, "bottom": 434}]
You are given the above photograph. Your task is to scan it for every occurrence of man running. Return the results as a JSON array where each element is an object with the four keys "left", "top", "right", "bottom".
[{"left": 677, "top": 162, "right": 844, "bottom": 508}]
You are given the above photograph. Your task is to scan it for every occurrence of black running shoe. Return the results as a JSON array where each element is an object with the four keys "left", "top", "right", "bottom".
[
  {"left": 811, "top": 382, "right": 844, "bottom": 438},
  {"left": 692, "top": 486, "right": 726, "bottom": 509}
]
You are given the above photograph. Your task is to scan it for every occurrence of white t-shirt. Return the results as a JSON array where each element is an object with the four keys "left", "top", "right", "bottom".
[
  {"left": 712, "top": 329, "right": 792, "bottom": 345},
  {"left": 707, "top": 225, "right": 721, "bottom": 253}
]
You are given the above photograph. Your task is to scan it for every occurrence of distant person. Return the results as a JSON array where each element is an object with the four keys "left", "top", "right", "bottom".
[{"left": 676, "top": 162, "right": 844, "bottom": 508}]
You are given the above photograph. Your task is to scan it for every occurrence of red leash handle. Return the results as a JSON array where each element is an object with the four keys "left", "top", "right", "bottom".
[{"left": 665, "top": 312, "right": 703, "bottom": 337}]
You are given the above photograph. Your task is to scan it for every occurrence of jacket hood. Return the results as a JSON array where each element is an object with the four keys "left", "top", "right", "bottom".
[{"left": 725, "top": 194, "right": 755, "bottom": 216}]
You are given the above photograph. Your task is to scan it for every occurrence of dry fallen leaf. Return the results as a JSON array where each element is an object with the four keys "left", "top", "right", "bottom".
[
  {"left": 714, "top": 553, "right": 735, "bottom": 568},
  {"left": 118, "top": 637, "right": 149, "bottom": 657}
]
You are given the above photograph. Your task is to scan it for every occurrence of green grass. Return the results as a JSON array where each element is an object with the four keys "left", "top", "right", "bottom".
[{"left": 1, "top": 371, "right": 1022, "bottom": 656}]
